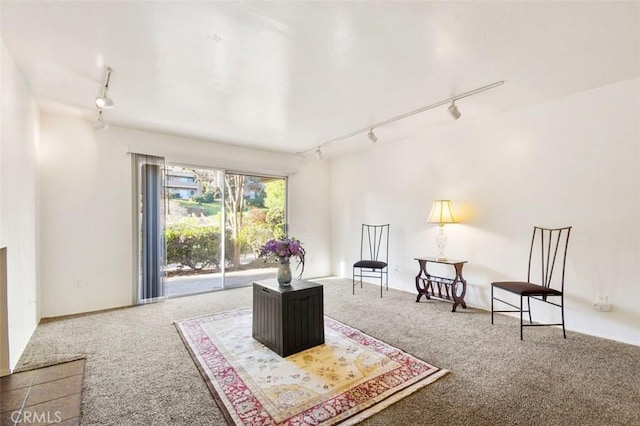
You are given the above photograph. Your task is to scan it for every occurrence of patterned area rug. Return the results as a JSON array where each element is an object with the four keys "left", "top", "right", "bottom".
[{"left": 175, "top": 309, "right": 448, "bottom": 425}]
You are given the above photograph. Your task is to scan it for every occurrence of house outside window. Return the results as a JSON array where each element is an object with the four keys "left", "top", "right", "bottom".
[{"left": 166, "top": 170, "right": 202, "bottom": 199}]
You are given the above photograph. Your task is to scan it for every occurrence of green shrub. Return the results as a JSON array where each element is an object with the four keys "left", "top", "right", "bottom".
[
  {"left": 165, "top": 222, "right": 234, "bottom": 270},
  {"left": 266, "top": 207, "right": 285, "bottom": 239},
  {"left": 242, "top": 208, "right": 274, "bottom": 255},
  {"left": 193, "top": 192, "right": 215, "bottom": 204}
]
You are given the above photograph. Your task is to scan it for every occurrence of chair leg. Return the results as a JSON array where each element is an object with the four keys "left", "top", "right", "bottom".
[
  {"left": 491, "top": 285, "right": 494, "bottom": 325},
  {"left": 527, "top": 297, "right": 532, "bottom": 324},
  {"left": 380, "top": 274, "right": 382, "bottom": 298},
  {"left": 561, "top": 296, "right": 566, "bottom": 338},
  {"left": 352, "top": 268, "right": 355, "bottom": 295},
  {"left": 520, "top": 295, "right": 524, "bottom": 340}
]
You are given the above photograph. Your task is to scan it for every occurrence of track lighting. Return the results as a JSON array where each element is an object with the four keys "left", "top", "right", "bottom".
[
  {"left": 368, "top": 129, "right": 378, "bottom": 143},
  {"left": 95, "top": 67, "right": 114, "bottom": 109},
  {"left": 447, "top": 101, "right": 462, "bottom": 120},
  {"left": 94, "top": 110, "right": 108, "bottom": 131},
  {"left": 296, "top": 80, "right": 504, "bottom": 158}
]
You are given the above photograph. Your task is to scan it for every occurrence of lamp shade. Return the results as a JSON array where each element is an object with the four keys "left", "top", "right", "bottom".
[{"left": 427, "top": 200, "right": 456, "bottom": 225}]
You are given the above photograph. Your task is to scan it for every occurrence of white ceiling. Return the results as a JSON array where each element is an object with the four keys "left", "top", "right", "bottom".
[{"left": 2, "top": 1, "right": 638, "bottom": 158}]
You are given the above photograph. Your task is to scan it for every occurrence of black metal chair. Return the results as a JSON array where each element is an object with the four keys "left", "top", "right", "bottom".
[
  {"left": 353, "top": 224, "right": 389, "bottom": 297},
  {"left": 491, "top": 226, "right": 572, "bottom": 340}
]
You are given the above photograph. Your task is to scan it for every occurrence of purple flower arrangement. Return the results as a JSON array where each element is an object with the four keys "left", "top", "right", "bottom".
[{"left": 259, "top": 236, "right": 306, "bottom": 277}]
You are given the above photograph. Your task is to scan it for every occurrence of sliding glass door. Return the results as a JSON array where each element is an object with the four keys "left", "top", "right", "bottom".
[
  {"left": 163, "top": 167, "right": 286, "bottom": 297},
  {"left": 164, "top": 166, "right": 225, "bottom": 297},
  {"left": 222, "top": 173, "right": 287, "bottom": 288}
]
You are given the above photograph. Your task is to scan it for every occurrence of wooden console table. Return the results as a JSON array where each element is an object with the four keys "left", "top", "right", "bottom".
[
  {"left": 414, "top": 257, "right": 468, "bottom": 312},
  {"left": 252, "top": 279, "right": 324, "bottom": 357}
]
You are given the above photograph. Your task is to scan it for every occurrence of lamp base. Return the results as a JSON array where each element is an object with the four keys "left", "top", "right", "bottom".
[
  {"left": 435, "top": 256, "right": 449, "bottom": 261},
  {"left": 435, "top": 226, "right": 448, "bottom": 262}
]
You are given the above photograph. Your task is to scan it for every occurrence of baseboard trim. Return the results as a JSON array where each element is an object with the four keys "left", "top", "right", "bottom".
[{"left": 0, "top": 368, "right": 12, "bottom": 377}]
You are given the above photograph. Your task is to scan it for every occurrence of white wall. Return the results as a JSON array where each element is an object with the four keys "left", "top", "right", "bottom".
[
  {"left": 38, "top": 116, "right": 331, "bottom": 317},
  {"left": 288, "top": 157, "right": 332, "bottom": 278},
  {"left": 331, "top": 78, "right": 640, "bottom": 346},
  {"left": 0, "top": 40, "right": 40, "bottom": 371}
]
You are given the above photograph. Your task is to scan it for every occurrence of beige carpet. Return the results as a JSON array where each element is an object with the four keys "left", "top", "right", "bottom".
[
  {"left": 176, "top": 308, "right": 447, "bottom": 425},
  {"left": 13, "top": 277, "right": 640, "bottom": 425}
]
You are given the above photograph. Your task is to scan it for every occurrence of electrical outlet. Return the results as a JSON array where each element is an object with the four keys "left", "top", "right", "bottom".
[
  {"left": 75, "top": 279, "right": 81, "bottom": 288},
  {"left": 595, "top": 294, "right": 608, "bottom": 303},
  {"left": 593, "top": 294, "right": 611, "bottom": 312},
  {"left": 593, "top": 302, "right": 611, "bottom": 312}
]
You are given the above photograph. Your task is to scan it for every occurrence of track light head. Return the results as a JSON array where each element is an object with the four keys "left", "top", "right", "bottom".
[
  {"left": 95, "top": 67, "right": 114, "bottom": 109},
  {"left": 448, "top": 101, "right": 461, "bottom": 120},
  {"left": 94, "top": 111, "right": 108, "bottom": 131},
  {"left": 95, "top": 95, "right": 114, "bottom": 109},
  {"left": 314, "top": 148, "right": 323, "bottom": 160},
  {"left": 368, "top": 129, "right": 378, "bottom": 143}
]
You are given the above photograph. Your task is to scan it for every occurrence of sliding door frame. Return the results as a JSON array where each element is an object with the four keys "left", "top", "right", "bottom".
[{"left": 161, "top": 165, "right": 288, "bottom": 293}]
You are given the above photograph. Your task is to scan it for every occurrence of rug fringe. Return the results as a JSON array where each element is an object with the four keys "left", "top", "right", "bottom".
[{"left": 339, "top": 368, "right": 450, "bottom": 425}]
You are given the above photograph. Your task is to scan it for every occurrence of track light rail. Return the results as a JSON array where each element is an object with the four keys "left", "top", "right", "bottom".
[{"left": 300, "top": 80, "right": 504, "bottom": 157}]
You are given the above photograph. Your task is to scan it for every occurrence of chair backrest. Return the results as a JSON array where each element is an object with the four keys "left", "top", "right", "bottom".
[
  {"left": 527, "top": 226, "right": 572, "bottom": 291},
  {"left": 360, "top": 224, "right": 390, "bottom": 263}
]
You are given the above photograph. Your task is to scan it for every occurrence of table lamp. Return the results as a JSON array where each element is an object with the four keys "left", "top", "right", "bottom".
[{"left": 427, "top": 200, "right": 457, "bottom": 261}]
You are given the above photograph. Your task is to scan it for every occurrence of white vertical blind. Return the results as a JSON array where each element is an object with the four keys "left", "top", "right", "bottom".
[{"left": 132, "top": 154, "right": 166, "bottom": 304}]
